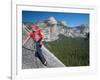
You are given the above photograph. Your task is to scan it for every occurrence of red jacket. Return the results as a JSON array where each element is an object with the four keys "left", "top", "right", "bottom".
[{"left": 29, "top": 24, "right": 43, "bottom": 42}]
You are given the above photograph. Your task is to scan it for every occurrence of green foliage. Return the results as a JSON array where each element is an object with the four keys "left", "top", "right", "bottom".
[{"left": 43, "top": 34, "right": 89, "bottom": 66}]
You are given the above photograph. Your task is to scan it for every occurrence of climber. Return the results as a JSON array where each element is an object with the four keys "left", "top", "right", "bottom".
[{"left": 23, "top": 24, "right": 47, "bottom": 66}]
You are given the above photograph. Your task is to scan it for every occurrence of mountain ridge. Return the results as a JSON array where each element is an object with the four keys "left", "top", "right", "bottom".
[{"left": 23, "top": 16, "right": 89, "bottom": 41}]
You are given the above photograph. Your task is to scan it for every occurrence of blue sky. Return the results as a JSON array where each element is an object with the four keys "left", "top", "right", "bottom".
[{"left": 22, "top": 11, "right": 89, "bottom": 27}]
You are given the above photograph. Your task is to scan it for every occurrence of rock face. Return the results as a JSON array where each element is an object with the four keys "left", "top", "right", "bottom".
[
  {"left": 22, "top": 46, "right": 65, "bottom": 69},
  {"left": 37, "top": 17, "right": 59, "bottom": 41},
  {"left": 23, "top": 16, "right": 89, "bottom": 42}
]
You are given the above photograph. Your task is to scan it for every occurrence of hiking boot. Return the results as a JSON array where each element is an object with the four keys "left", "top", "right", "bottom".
[{"left": 43, "top": 61, "right": 47, "bottom": 66}]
